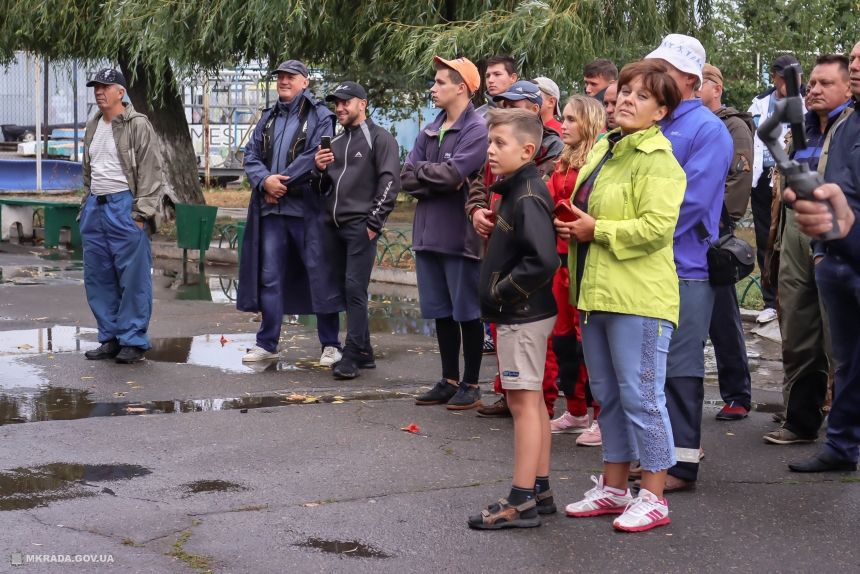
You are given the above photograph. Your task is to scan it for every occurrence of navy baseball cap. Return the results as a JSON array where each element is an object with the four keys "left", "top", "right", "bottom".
[
  {"left": 493, "top": 80, "right": 543, "bottom": 106},
  {"left": 772, "top": 55, "right": 802, "bottom": 76},
  {"left": 86, "top": 68, "right": 127, "bottom": 90},
  {"left": 273, "top": 60, "right": 309, "bottom": 78},
  {"left": 325, "top": 81, "right": 367, "bottom": 102}
]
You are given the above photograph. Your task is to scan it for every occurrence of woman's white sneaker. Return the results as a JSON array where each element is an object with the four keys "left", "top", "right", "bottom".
[
  {"left": 319, "top": 346, "right": 343, "bottom": 367},
  {"left": 564, "top": 475, "right": 632, "bottom": 517},
  {"left": 242, "top": 346, "right": 279, "bottom": 362},
  {"left": 612, "top": 488, "right": 670, "bottom": 532}
]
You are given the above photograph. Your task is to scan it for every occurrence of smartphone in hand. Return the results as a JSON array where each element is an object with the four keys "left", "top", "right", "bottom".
[
  {"left": 320, "top": 136, "right": 332, "bottom": 150},
  {"left": 553, "top": 201, "right": 579, "bottom": 223}
]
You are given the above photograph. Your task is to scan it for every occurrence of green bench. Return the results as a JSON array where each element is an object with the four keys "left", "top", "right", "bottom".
[{"left": 0, "top": 198, "right": 81, "bottom": 247}]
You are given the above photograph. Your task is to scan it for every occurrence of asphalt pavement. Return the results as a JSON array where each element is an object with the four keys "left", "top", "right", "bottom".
[{"left": 1, "top": 245, "right": 858, "bottom": 574}]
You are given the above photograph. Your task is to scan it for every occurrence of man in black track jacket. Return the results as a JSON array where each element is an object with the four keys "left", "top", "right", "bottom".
[{"left": 312, "top": 81, "right": 401, "bottom": 379}]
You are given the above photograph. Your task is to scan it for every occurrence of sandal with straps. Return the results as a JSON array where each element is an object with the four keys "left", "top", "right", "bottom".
[
  {"left": 536, "top": 488, "right": 557, "bottom": 514},
  {"left": 468, "top": 497, "right": 541, "bottom": 530}
]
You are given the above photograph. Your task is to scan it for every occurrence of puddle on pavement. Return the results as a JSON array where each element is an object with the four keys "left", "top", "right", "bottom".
[
  {"left": 0, "top": 386, "right": 409, "bottom": 425},
  {"left": 0, "top": 463, "right": 151, "bottom": 511},
  {"left": 0, "top": 327, "right": 99, "bottom": 389},
  {"left": 294, "top": 537, "right": 390, "bottom": 559},
  {"left": 181, "top": 479, "right": 247, "bottom": 495},
  {"left": 703, "top": 399, "right": 784, "bottom": 413},
  {"left": 38, "top": 247, "right": 84, "bottom": 262}
]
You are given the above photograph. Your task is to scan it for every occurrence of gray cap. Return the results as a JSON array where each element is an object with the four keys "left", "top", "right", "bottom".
[
  {"left": 772, "top": 55, "right": 802, "bottom": 77},
  {"left": 273, "top": 60, "right": 309, "bottom": 78}
]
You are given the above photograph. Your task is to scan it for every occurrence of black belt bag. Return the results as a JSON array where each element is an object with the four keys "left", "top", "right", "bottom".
[{"left": 697, "top": 203, "right": 755, "bottom": 286}]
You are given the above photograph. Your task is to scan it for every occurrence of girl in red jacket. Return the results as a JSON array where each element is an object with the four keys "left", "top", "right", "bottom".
[{"left": 548, "top": 96, "right": 607, "bottom": 444}]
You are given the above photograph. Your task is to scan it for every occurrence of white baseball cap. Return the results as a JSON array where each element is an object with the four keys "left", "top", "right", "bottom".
[
  {"left": 532, "top": 77, "right": 562, "bottom": 116},
  {"left": 644, "top": 33, "right": 706, "bottom": 85}
]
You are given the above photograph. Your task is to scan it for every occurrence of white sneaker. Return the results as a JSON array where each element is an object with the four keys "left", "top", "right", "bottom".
[
  {"left": 564, "top": 475, "right": 632, "bottom": 517},
  {"left": 756, "top": 307, "right": 778, "bottom": 323},
  {"left": 576, "top": 421, "right": 602, "bottom": 446},
  {"left": 242, "top": 345, "right": 279, "bottom": 362},
  {"left": 612, "top": 488, "right": 670, "bottom": 532},
  {"left": 319, "top": 346, "right": 342, "bottom": 367}
]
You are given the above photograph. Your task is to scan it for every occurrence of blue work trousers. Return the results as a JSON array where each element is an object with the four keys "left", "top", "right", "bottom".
[{"left": 79, "top": 191, "right": 153, "bottom": 349}]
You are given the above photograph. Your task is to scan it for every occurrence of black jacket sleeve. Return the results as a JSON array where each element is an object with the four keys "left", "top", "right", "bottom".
[
  {"left": 495, "top": 195, "right": 560, "bottom": 303},
  {"left": 367, "top": 131, "right": 402, "bottom": 233},
  {"left": 310, "top": 166, "right": 332, "bottom": 195}
]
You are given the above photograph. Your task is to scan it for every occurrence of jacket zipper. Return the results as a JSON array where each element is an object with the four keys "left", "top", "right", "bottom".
[
  {"left": 623, "top": 190, "right": 629, "bottom": 220},
  {"left": 333, "top": 131, "right": 352, "bottom": 228}
]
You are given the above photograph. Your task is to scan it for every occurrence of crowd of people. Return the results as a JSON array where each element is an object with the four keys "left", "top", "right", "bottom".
[{"left": 75, "top": 30, "right": 860, "bottom": 534}]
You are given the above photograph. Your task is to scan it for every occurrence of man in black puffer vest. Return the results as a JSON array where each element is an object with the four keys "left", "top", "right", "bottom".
[{"left": 312, "top": 82, "right": 401, "bottom": 379}]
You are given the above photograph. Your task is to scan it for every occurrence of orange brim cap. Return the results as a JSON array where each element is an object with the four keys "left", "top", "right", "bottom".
[{"left": 433, "top": 56, "right": 481, "bottom": 93}]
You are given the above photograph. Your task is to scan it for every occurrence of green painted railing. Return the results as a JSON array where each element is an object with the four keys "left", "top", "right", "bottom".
[{"left": 376, "top": 228, "right": 414, "bottom": 268}]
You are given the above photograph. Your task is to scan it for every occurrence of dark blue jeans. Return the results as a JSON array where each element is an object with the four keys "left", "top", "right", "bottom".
[
  {"left": 816, "top": 254, "right": 860, "bottom": 463},
  {"left": 257, "top": 214, "right": 340, "bottom": 353},
  {"left": 709, "top": 282, "right": 752, "bottom": 409}
]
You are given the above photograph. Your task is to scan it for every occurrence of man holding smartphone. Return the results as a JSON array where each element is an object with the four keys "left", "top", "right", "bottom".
[{"left": 311, "top": 82, "right": 401, "bottom": 378}]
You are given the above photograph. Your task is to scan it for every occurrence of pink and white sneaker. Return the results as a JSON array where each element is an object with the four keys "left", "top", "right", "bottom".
[
  {"left": 564, "top": 475, "right": 632, "bottom": 517},
  {"left": 576, "top": 421, "right": 602, "bottom": 446},
  {"left": 550, "top": 412, "right": 590, "bottom": 434},
  {"left": 612, "top": 488, "right": 670, "bottom": 532}
]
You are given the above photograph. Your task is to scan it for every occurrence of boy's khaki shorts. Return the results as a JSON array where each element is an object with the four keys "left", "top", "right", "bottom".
[{"left": 497, "top": 315, "right": 557, "bottom": 391}]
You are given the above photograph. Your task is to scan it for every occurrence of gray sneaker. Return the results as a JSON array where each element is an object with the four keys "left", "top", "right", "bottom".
[
  {"left": 763, "top": 427, "right": 817, "bottom": 445},
  {"left": 415, "top": 380, "right": 459, "bottom": 405},
  {"left": 446, "top": 382, "right": 482, "bottom": 410}
]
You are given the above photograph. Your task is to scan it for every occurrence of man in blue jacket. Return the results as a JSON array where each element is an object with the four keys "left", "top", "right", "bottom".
[
  {"left": 644, "top": 35, "right": 734, "bottom": 491},
  {"left": 401, "top": 56, "right": 490, "bottom": 411},
  {"left": 237, "top": 60, "right": 344, "bottom": 367}
]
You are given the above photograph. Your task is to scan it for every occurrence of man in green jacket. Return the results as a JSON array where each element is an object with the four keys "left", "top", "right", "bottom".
[{"left": 78, "top": 68, "right": 163, "bottom": 364}]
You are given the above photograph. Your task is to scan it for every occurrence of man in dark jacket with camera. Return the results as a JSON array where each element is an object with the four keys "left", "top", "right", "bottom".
[{"left": 312, "top": 82, "right": 401, "bottom": 378}]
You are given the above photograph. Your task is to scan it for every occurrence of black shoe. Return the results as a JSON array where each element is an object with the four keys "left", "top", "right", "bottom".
[
  {"left": 535, "top": 489, "right": 557, "bottom": 515},
  {"left": 332, "top": 356, "right": 360, "bottom": 379},
  {"left": 414, "top": 380, "right": 459, "bottom": 405},
  {"left": 85, "top": 340, "right": 121, "bottom": 360},
  {"left": 788, "top": 448, "right": 858, "bottom": 473},
  {"left": 115, "top": 347, "right": 146, "bottom": 364},
  {"left": 446, "top": 382, "right": 482, "bottom": 410},
  {"left": 357, "top": 351, "right": 376, "bottom": 369}
]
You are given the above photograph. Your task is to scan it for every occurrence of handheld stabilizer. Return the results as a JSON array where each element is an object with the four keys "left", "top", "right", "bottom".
[{"left": 757, "top": 63, "right": 841, "bottom": 240}]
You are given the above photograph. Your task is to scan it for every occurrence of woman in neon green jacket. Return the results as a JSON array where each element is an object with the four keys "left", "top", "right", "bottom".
[{"left": 554, "top": 60, "right": 687, "bottom": 533}]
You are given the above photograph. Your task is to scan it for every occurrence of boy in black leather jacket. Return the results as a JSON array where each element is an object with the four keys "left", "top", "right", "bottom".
[{"left": 469, "top": 108, "right": 560, "bottom": 530}]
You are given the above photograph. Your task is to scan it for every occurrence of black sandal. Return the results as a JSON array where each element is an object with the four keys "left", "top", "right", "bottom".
[
  {"left": 468, "top": 498, "right": 541, "bottom": 530},
  {"left": 535, "top": 488, "right": 557, "bottom": 514}
]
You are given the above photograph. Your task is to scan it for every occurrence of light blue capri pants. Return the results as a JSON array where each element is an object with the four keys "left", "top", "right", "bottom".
[{"left": 581, "top": 311, "right": 676, "bottom": 472}]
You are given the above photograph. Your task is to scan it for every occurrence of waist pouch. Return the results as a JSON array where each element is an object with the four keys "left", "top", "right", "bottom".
[{"left": 697, "top": 203, "right": 755, "bottom": 286}]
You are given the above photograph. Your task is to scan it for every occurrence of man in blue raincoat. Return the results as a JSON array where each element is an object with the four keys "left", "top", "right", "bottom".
[{"left": 237, "top": 60, "right": 344, "bottom": 366}]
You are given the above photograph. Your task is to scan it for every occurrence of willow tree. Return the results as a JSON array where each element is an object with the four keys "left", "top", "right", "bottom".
[{"left": 1, "top": 0, "right": 701, "bottom": 204}]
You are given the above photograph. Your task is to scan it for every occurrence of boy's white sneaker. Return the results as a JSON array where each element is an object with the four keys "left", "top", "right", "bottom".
[
  {"left": 612, "top": 488, "right": 670, "bottom": 532},
  {"left": 319, "top": 346, "right": 342, "bottom": 367},
  {"left": 564, "top": 475, "right": 632, "bottom": 517},
  {"left": 242, "top": 346, "right": 279, "bottom": 362}
]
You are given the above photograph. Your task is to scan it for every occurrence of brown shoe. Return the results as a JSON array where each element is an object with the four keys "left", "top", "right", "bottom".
[
  {"left": 633, "top": 475, "right": 697, "bottom": 492},
  {"left": 763, "top": 427, "right": 817, "bottom": 445},
  {"left": 476, "top": 396, "right": 511, "bottom": 418}
]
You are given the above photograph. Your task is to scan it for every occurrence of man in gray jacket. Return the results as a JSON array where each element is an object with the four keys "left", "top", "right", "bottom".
[
  {"left": 78, "top": 68, "right": 163, "bottom": 364},
  {"left": 312, "top": 82, "right": 401, "bottom": 379}
]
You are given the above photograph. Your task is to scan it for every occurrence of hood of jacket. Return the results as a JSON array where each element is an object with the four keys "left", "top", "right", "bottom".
[{"left": 715, "top": 106, "right": 756, "bottom": 135}]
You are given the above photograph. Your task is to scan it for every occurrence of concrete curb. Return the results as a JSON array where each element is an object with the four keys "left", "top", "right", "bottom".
[
  {"left": 370, "top": 266, "right": 417, "bottom": 286},
  {"left": 151, "top": 241, "right": 238, "bottom": 264}
]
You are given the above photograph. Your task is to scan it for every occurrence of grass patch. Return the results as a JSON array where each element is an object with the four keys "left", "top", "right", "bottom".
[
  {"left": 166, "top": 530, "right": 212, "bottom": 572},
  {"left": 444, "top": 448, "right": 454, "bottom": 455},
  {"left": 838, "top": 477, "right": 860, "bottom": 483},
  {"left": 121, "top": 537, "right": 144, "bottom": 548},
  {"left": 231, "top": 503, "right": 269, "bottom": 512},
  {"left": 202, "top": 187, "right": 251, "bottom": 208},
  {"left": 586, "top": 469, "right": 604, "bottom": 474},
  {"left": 192, "top": 520, "right": 202, "bottom": 527},
  {"left": 783, "top": 480, "right": 802, "bottom": 485}
]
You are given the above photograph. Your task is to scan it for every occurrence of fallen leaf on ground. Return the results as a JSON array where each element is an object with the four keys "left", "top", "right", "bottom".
[
  {"left": 81, "top": 376, "right": 93, "bottom": 379},
  {"left": 401, "top": 423, "right": 420, "bottom": 434},
  {"left": 125, "top": 407, "right": 147, "bottom": 413},
  {"left": 90, "top": 385, "right": 97, "bottom": 389},
  {"left": 332, "top": 400, "right": 344, "bottom": 404},
  {"left": 131, "top": 386, "right": 143, "bottom": 389},
  {"left": 17, "top": 344, "right": 33, "bottom": 349},
  {"left": 33, "top": 317, "right": 48, "bottom": 320}
]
